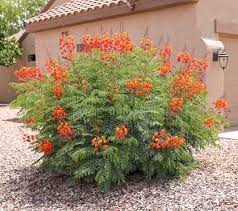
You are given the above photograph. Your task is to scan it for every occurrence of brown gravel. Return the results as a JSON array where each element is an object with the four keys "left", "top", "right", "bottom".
[{"left": 0, "top": 105, "right": 237, "bottom": 211}]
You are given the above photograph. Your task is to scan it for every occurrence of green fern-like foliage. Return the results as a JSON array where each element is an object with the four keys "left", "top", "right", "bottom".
[{"left": 11, "top": 33, "right": 226, "bottom": 192}]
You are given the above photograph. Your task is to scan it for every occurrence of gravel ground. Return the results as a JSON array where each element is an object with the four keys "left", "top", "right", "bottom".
[{"left": 0, "top": 105, "right": 237, "bottom": 211}]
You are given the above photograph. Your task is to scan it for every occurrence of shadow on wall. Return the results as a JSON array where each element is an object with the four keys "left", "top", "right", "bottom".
[{"left": 0, "top": 68, "right": 17, "bottom": 104}]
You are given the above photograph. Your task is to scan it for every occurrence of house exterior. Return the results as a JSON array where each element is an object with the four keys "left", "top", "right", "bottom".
[
  {"left": 0, "top": 31, "right": 35, "bottom": 103},
  {"left": 2, "top": 0, "right": 238, "bottom": 125},
  {"left": 0, "top": 0, "right": 66, "bottom": 103}
]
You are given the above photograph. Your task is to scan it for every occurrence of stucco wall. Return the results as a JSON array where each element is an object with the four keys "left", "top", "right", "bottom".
[
  {"left": 0, "top": 33, "right": 35, "bottom": 103},
  {"left": 196, "top": 0, "right": 238, "bottom": 38},
  {"left": 196, "top": 0, "right": 238, "bottom": 103},
  {"left": 34, "top": 4, "right": 205, "bottom": 69},
  {"left": 0, "top": 65, "right": 18, "bottom": 103},
  {"left": 21, "top": 33, "right": 36, "bottom": 65}
]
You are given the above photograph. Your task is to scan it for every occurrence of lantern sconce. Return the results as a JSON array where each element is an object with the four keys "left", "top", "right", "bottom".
[{"left": 213, "top": 48, "right": 229, "bottom": 70}]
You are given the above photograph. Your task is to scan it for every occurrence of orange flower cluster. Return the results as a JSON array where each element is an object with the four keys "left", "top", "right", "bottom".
[
  {"left": 48, "top": 63, "right": 69, "bottom": 84},
  {"left": 159, "top": 46, "right": 173, "bottom": 57},
  {"left": 101, "top": 51, "right": 117, "bottom": 62},
  {"left": 45, "top": 58, "right": 56, "bottom": 72},
  {"left": 57, "top": 122, "right": 73, "bottom": 140},
  {"left": 45, "top": 60, "right": 69, "bottom": 98},
  {"left": 176, "top": 51, "right": 208, "bottom": 74},
  {"left": 22, "top": 134, "right": 35, "bottom": 143},
  {"left": 146, "top": 129, "right": 185, "bottom": 150},
  {"left": 46, "top": 60, "right": 69, "bottom": 82},
  {"left": 59, "top": 35, "right": 75, "bottom": 60},
  {"left": 25, "top": 117, "right": 35, "bottom": 124},
  {"left": 169, "top": 98, "right": 184, "bottom": 113},
  {"left": 52, "top": 106, "right": 66, "bottom": 121},
  {"left": 204, "top": 117, "right": 215, "bottom": 127},
  {"left": 38, "top": 140, "right": 53, "bottom": 154},
  {"left": 139, "top": 37, "right": 157, "bottom": 55},
  {"left": 91, "top": 136, "right": 109, "bottom": 152},
  {"left": 125, "top": 78, "right": 153, "bottom": 96},
  {"left": 191, "top": 58, "right": 208, "bottom": 71},
  {"left": 52, "top": 105, "right": 71, "bottom": 139},
  {"left": 213, "top": 98, "right": 228, "bottom": 110},
  {"left": 157, "top": 62, "right": 171, "bottom": 76},
  {"left": 115, "top": 124, "right": 128, "bottom": 140},
  {"left": 157, "top": 46, "right": 172, "bottom": 77},
  {"left": 16, "top": 67, "right": 42, "bottom": 81},
  {"left": 53, "top": 85, "right": 65, "bottom": 98},
  {"left": 81, "top": 32, "right": 134, "bottom": 54},
  {"left": 171, "top": 74, "right": 206, "bottom": 100},
  {"left": 177, "top": 52, "right": 191, "bottom": 64}
]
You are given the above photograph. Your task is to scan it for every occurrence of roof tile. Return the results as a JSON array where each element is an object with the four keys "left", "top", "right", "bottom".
[{"left": 26, "top": 0, "right": 130, "bottom": 24}]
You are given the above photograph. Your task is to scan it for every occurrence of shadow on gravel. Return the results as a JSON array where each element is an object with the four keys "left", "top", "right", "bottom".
[
  {"left": 3, "top": 118, "right": 22, "bottom": 123},
  {"left": 1, "top": 166, "right": 170, "bottom": 209}
]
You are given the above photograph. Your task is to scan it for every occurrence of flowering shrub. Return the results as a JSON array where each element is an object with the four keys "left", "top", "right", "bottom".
[{"left": 11, "top": 32, "right": 227, "bottom": 192}]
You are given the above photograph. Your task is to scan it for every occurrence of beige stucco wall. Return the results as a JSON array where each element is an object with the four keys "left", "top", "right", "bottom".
[
  {"left": 21, "top": 33, "right": 36, "bottom": 65},
  {"left": 0, "top": 33, "right": 35, "bottom": 103},
  {"left": 0, "top": 65, "right": 18, "bottom": 103},
  {"left": 196, "top": 0, "right": 238, "bottom": 104}
]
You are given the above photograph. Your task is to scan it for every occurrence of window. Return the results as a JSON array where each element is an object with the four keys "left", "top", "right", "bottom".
[{"left": 28, "top": 54, "right": 36, "bottom": 62}]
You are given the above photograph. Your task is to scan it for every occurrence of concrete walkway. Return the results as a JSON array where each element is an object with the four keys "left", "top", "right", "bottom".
[{"left": 219, "top": 126, "right": 238, "bottom": 140}]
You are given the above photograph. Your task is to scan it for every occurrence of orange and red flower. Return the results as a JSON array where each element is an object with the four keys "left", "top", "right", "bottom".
[
  {"left": 101, "top": 51, "right": 117, "bottom": 63},
  {"left": 45, "top": 61, "right": 69, "bottom": 84},
  {"left": 171, "top": 73, "right": 206, "bottom": 100},
  {"left": 81, "top": 32, "right": 134, "bottom": 54},
  {"left": 125, "top": 78, "right": 153, "bottom": 96},
  {"left": 213, "top": 98, "right": 228, "bottom": 110},
  {"left": 170, "top": 136, "right": 186, "bottom": 148},
  {"left": 169, "top": 98, "right": 184, "bottom": 113},
  {"left": 52, "top": 106, "right": 66, "bottom": 121},
  {"left": 25, "top": 117, "right": 35, "bottom": 124},
  {"left": 204, "top": 117, "right": 215, "bottom": 127},
  {"left": 157, "top": 46, "right": 172, "bottom": 76},
  {"left": 159, "top": 46, "right": 172, "bottom": 57},
  {"left": 38, "top": 140, "right": 53, "bottom": 154},
  {"left": 16, "top": 67, "right": 42, "bottom": 81},
  {"left": 57, "top": 122, "right": 73, "bottom": 139},
  {"left": 53, "top": 85, "right": 64, "bottom": 98},
  {"left": 157, "top": 62, "right": 171, "bottom": 76},
  {"left": 177, "top": 52, "right": 191, "bottom": 64},
  {"left": 147, "top": 129, "right": 185, "bottom": 150},
  {"left": 115, "top": 124, "right": 128, "bottom": 140},
  {"left": 59, "top": 34, "right": 75, "bottom": 60},
  {"left": 45, "top": 60, "right": 69, "bottom": 98},
  {"left": 191, "top": 58, "right": 209, "bottom": 71},
  {"left": 91, "top": 136, "right": 109, "bottom": 152}
]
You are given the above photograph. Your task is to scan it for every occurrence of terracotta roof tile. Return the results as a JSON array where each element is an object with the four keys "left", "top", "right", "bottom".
[{"left": 26, "top": 0, "right": 130, "bottom": 24}]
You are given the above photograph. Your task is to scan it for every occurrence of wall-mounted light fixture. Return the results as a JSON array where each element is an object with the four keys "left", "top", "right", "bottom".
[{"left": 213, "top": 48, "right": 229, "bottom": 70}]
